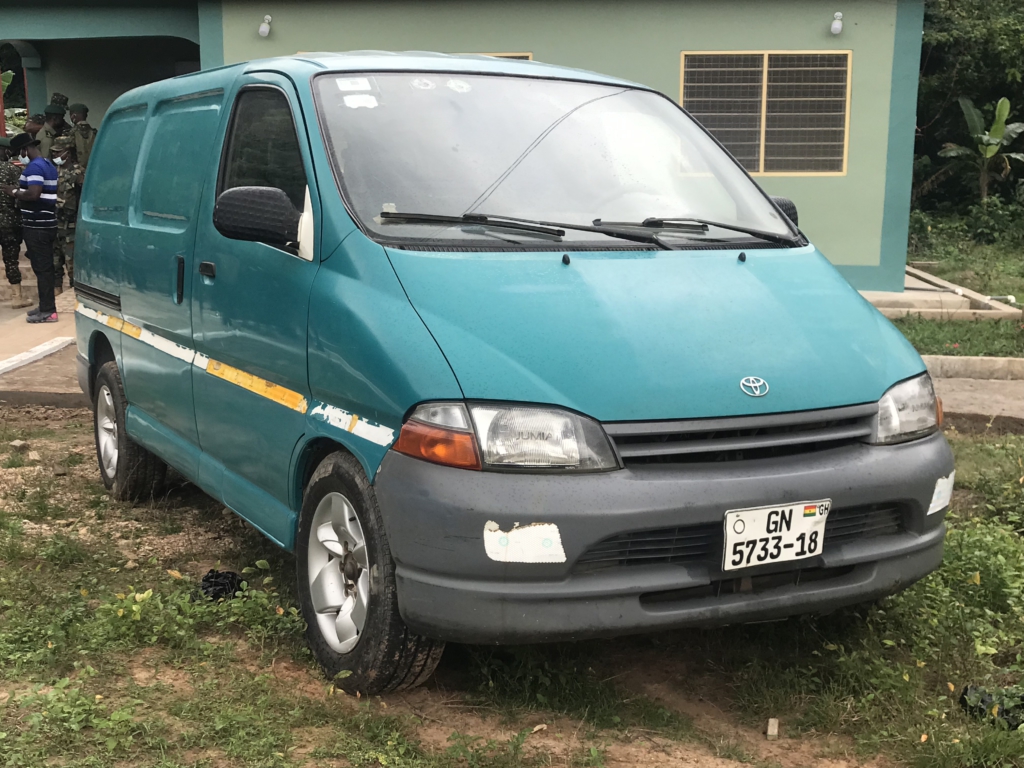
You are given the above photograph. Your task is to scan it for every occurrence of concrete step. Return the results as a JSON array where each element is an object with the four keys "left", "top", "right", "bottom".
[{"left": 862, "top": 289, "right": 972, "bottom": 311}]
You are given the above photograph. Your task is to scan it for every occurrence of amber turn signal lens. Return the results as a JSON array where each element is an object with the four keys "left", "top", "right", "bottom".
[
  {"left": 393, "top": 419, "right": 481, "bottom": 470},
  {"left": 936, "top": 396, "right": 944, "bottom": 428}
]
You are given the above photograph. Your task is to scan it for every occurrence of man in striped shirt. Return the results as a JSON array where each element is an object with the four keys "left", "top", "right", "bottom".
[{"left": 2, "top": 133, "right": 59, "bottom": 322}]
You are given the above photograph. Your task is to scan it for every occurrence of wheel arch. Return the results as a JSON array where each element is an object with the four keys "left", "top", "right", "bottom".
[
  {"left": 292, "top": 437, "right": 364, "bottom": 517},
  {"left": 85, "top": 330, "right": 118, "bottom": 403},
  {"left": 292, "top": 428, "right": 390, "bottom": 515}
]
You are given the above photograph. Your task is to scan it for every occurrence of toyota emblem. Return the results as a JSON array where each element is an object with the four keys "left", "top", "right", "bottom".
[{"left": 740, "top": 376, "right": 769, "bottom": 397}]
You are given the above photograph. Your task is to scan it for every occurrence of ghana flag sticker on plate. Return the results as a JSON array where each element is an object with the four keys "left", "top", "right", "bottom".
[{"left": 803, "top": 504, "right": 818, "bottom": 518}]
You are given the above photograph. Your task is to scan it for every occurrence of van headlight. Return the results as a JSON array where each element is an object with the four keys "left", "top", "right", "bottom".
[
  {"left": 393, "top": 402, "right": 619, "bottom": 471},
  {"left": 470, "top": 405, "right": 618, "bottom": 470},
  {"left": 873, "top": 374, "right": 942, "bottom": 444}
]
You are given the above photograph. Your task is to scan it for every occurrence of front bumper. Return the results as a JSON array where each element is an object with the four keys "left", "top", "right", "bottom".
[
  {"left": 373, "top": 432, "right": 954, "bottom": 644},
  {"left": 76, "top": 352, "right": 91, "bottom": 403}
]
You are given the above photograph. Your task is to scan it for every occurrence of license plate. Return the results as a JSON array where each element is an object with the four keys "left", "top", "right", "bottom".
[{"left": 723, "top": 499, "right": 831, "bottom": 572}]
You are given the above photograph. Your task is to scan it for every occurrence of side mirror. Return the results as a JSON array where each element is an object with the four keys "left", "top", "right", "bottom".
[
  {"left": 770, "top": 196, "right": 799, "bottom": 228},
  {"left": 213, "top": 186, "right": 300, "bottom": 248}
]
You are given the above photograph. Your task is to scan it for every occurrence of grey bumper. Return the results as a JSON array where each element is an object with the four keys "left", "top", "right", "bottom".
[
  {"left": 374, "top": 432, "right": 954, "bottom": 644},
  {"left": 76, "top": 353, "right": 91, "bottom": 403}
]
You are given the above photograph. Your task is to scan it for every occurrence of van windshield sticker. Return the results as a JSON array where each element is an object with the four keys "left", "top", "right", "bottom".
[
  {"left": 343, "top": 94, "right": 378, "bottom": 109},
  {"left": 336, "top": 77, "right": 371, "bottom": 92},
  {"left": 446, "top": 79, "right": 471, "bottom": 93}
]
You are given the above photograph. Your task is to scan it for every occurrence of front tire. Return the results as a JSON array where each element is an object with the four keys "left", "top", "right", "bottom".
[
  {"left": 93, "top": 361, "right": 166, "bottom": 501},
  {"left": 296, "top": 451, "right": 444, "bottom": 694}
]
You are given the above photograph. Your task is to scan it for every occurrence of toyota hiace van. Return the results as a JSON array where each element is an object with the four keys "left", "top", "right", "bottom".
[{"left": 75, "top": 52, "right": 954, "bottom": 693}]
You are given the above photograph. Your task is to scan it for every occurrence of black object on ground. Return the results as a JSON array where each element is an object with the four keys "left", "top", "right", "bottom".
[
  {"left": 960, "top": 685, "right": 1024, "bottom": 731},
  {"left": 198, "top": 569, "right": 244, "bottom": 600}
]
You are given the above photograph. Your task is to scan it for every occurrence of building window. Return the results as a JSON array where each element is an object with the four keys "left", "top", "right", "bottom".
[{"left": 680, "top": 51, "right": 851, "bottom": 175}]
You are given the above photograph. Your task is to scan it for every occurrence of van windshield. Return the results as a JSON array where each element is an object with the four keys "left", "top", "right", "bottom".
[{"left": 314, "top": 72, "right": 796, "bottom": 247}]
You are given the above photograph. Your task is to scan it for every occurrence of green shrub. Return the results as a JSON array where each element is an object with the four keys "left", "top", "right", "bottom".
[{"left": 966, "top": 197, "right": 1024, "bottom": 245}]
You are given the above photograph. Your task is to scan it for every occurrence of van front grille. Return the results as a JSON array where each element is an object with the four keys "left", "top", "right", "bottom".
[
  {"left": 574, "top": 523, "right": 720, "bottom": 569},
  {"left": 824, "top": 503, "right": 904, "bottom": 544},
  {"left": 573, "top": 503, "right": 906, "bottom": 571},
  {"left": 604, "top": 403, "right": 877, "bottom": 466}
]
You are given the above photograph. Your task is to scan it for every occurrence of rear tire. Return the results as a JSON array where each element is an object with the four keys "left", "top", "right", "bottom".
[
  {"left": 93, "top": 361, "right": 167, "bottom": 501},
  {"left": 296, "top": 451, "right": 444, "bottom": 694}
]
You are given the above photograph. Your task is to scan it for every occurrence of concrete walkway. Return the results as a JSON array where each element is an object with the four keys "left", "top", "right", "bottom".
[
  {"left": 935, "top": 379, "right": 1024, "bottom": 421},
  {"left": 0, "top": 345, "right": 86, "bottom": 407},
  {"left": 0, "top": 251, "right": 83, "bottom": 407},
  {"left": 0, "top": 253, "right": 78, "bottom": 361}
]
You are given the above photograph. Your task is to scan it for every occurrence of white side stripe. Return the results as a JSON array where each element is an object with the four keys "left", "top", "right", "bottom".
[
  {"left": 123, "top": 316, "right": 195, "bottom": 363},
  {"left": 308, "top": 402, "right": 396, "bottom": 447},
  {"left": 76, "top": 302, "right": 395, "bottom": 447}
]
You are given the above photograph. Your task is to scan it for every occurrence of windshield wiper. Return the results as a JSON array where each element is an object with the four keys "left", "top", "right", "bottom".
[
  {"left": 379, "top": 211, "right": 565, "bottom": 239},
  {"left": 592, "top": 217, "right": 800, "bottom": 246},
  {"left": 380, "top": 210, "right": 674, "bottom": 249}
]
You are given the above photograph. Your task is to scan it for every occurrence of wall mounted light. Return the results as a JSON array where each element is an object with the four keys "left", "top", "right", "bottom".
[
  {"left": 831, "top": 12, "right": 844, "bottom": 35},
  {"left": 259, "top": 15, "right": 272, "bottom": 37}
]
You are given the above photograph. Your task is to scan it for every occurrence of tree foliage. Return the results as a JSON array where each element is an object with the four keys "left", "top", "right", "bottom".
[
  {"left": 916, "top": 0, "right": 1024, "bottom": 207},
  {"left": 937, "top": 97, "right": 1024, "bottom": 200}
]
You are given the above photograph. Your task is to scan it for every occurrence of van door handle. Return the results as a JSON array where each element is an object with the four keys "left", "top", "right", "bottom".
[
  {"left": 175, "top": 256, "right": 185, "bottom": 303},
  {"left": 198, "top": 261, "right": 216, "bottom": 279}
]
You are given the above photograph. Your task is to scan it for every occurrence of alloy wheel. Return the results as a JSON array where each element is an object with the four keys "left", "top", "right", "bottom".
[
  {"left": 307, "top": 491, "right": 370, "bottom": 653},
  {"left": 96, "top": 384, "right": 118, "bottom": 479}
]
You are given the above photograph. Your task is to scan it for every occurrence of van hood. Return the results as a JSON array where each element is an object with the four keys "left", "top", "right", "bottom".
[{"left": 385, "top": 245, "right": 924, "bottom": 422}]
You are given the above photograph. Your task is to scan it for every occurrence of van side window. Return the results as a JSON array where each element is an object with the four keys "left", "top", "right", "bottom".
[
  {"left": 82, "top": 107, "right": 147, "bottom": 224},
  {"left": 220, "top": 88, "right": 307, "bottom": 210}
]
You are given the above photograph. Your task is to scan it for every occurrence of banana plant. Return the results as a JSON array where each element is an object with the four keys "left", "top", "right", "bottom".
[
  {"left": 1, "top": 70, "right": 12, "bottom": 94},
  {"left": 939, "top": 96, "right": 1024, "bottom": 200}
]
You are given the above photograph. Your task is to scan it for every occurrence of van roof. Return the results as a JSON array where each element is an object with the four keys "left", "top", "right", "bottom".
[
  {"left": 276, "top": 50, "right": 643, "bottom": 88},
  {"left": 107, "top": 50, "right": 644, "bottom": 113}
]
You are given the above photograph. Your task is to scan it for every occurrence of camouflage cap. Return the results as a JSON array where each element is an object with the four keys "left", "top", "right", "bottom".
[
  {"left": 50, "top": 92, "right": 69, "bottom": 108},
  {"left": 27, "top": 114, "right": 45, "bottom": 125},
  {"left": 50, "top": 136, "right": 75, "bottom": 153},
  {"left": 68, "top": 103, "right": 89, "bottom": 114},
  {"left": 44, "top": 103, "right": 66, "bottom": 116}
]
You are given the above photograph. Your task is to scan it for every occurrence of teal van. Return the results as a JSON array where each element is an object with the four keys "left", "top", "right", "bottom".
[{"left": 74, "top": 52, "right": 954, "bottom": 693}]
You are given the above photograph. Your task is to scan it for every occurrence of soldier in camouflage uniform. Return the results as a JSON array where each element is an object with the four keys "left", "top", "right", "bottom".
[
  {"left": 38, "top": 103, "right": 70, "bottom": 158},
  {"left": 24, "top": 114, "right": 45, "bottom": 139},
  {"left": 68, "top": 103, "right": 97, "bottom": 170},
  {"left": 0, "top": 138, "right": 32, "bottom": 308},
  {"left": 50, "top": 136, "right": 82, "bottom": 291}
]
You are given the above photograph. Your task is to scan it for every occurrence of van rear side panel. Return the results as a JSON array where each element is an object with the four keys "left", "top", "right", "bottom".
[
  {"left": 76, "top": 104, "right": 148, "bottom": 299},
  {"left": 117, "top": 89, "right": 227, "bottom": 448}
]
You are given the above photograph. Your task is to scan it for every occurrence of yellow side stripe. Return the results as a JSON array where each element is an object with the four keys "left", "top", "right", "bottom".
[
  {"left": 76, "top": 302, "right": 391, "bottom": 446},
  {"left": 78, "top": 301, "right": 309, "bottom": 414},
  {"left": 205, "top": 359, "right": 309, "bottom": 413}
]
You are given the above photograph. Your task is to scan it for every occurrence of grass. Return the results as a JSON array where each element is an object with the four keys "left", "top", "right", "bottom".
[
  {"left": 892, "top": 316, "right": 1024, "bottom": 356},
  {"left": 914, "top": 237, "right": 1024, "bottom": 302},
  {"left": 5, "top": 406, "right": 1024, "bottom": 767},
  {"left": 895, "top": 215, "right": 1024, "bottom": 357}
]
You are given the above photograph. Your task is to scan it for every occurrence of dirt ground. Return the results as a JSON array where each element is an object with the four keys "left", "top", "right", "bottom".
[{"left": 0, "top": 405, "right": 896, "bottom": 768}]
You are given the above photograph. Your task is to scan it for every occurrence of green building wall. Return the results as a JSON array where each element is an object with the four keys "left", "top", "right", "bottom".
[
  {"left": 1, "top": 0, "right": 922, "bottom": 291},
  {"left": 215, "top": 0, "right": 921, "bottom": 291}
]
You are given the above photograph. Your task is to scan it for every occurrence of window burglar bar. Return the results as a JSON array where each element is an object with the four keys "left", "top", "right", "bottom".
[{"left": 681, "top": 51, "right": 851, "bottom": 175}]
